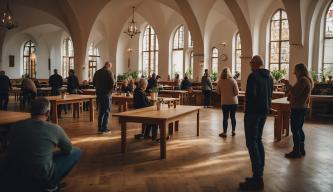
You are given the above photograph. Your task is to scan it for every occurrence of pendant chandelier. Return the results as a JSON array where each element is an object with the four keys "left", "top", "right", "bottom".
[
  {"left": 0, "top": 0, "right": 18, "bottom": 30},
  {"left": 124, "top": 6, "right": 140, "bottom": 38}
]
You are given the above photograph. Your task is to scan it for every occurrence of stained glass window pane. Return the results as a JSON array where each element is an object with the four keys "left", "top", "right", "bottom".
[
  {"left": 270, "top": 42, "right": 280, "bottom": 63},
  {"left": 271, "top": 21, "right": 280, "bottom": 41},
  {"left": 281, "top": 20, "right": 289, "bottom": 41}
]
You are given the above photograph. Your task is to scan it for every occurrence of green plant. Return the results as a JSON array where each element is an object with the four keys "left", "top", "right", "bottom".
[
  {"left": 234, "top": 71, "right": 240, "bottom": 80},
  {"left": 310, "top": 70, "right": 318, "bottom": 82},
  {"left": 271, "top": 69, "right": 287, "bottom": 83},
  {"left": 186, "top": 69, "right": 193, "bottom": 79},
  {"left": 211, "top": 72, "right": 218, "bottom": 82}
]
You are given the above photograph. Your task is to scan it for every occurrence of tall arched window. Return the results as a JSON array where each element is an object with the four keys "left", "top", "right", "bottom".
[
  {"left": 172, "top": 25, "right": 184, "bottom": 78},
  {"left": 142, "top": 25, "right": 158, "bottom": 76},
  {"left": 62, "top": 38, "right": 74, "bottom": 78},
  {"left": 88, "top": 43, "right": 100, "bottom": 81},
  {"left": 23, "top": 40, "right": 36, "bottom": 78},
  {"left": 234, "top": 32, "right": 242, "bottom": 76},
  {"left": 188, "top": 31, "right": 193, "bottom": 48},
  {"left": 323, "top": 1, "right": 333, "bottom": 71},
  {"left": 211, "top": 47, "right": 219, "bottom": 73},
  {"left": 188, "top": 51, "right": 194, "bottom": 78},
  {"left": 269, "top": 9, "right": 289, "bottom": 74}
]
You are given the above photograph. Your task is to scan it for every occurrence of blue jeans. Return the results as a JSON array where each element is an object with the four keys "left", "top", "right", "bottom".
[
  {"left": 244, "top": 113, "right": 267, "bottom": 178},
  {"left": 97, "top": 94, "right": 112, "bottom": 132},
  {"left": 222, "top": 104, "right": 237, "bottom": 132},
  {"left": 290, "top": 108, "right": 307, "bottom": 150},
  {"left": 49, "top": 147, "right": 81, "bottom": 187},
  {"left": 0, "top": 92, "right": 9, "bottom": 110},
  {"left": 203, "top": 90, "right": 212, "bottom": 106}
]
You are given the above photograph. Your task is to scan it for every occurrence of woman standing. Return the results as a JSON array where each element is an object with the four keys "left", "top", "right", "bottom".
[
  {"left": 282, "top": 63, "right": 313, "bottom": 158},
  {"left": 216, "top": 68, "right": 239, "bottom": 137}
]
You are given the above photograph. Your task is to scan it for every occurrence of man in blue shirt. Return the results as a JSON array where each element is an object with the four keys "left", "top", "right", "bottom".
[{"left": 1, "top": 97, "right": 81, "bottom": 191}]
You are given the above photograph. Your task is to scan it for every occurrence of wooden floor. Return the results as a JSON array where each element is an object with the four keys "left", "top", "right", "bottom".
[{"left": 5, "top": 101, "right": 333, "bottom": 192}]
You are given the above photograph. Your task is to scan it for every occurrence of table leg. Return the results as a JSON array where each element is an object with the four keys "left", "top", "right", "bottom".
[
  {"left": 121, "top": 120, "right": 127, "bottom": 153},
  {"left": 276, "top": 112, "right": 282, "bottom": 141},
  {"left": 90, "top": 99, "right": 94, "bottom": 122},
  {"left": 124, "top": 101, "right": 128, "bottom": 111},
  {"left": 175, "top": 121, "right": 179, "bottom": 132},
  {"left": 168, "top": 123, "right": 174, "bottom": 135},
  {"left": 197, "top": 110, "right": 200, "bottom": 136},
  {"left": 283, "top": 112, "right": 290, "bottom": 136},
  {"left": 159, "top": 121, "right": 167, "bottom": 159},
  {"left": 51, "top": 101, "right": 58, "bottom": 124}
]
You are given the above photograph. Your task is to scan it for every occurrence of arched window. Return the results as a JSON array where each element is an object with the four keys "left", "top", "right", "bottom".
[
  {"left": 172, "top": 25, "right": 184, "bottom": 78},
  {"left": 211, "top": 47, "right": 219, "bottom": 73},
  {"left": 234, "top": 32, "right": 242, "bottom": 76},
  {"left": 188, "top": 51, "right": 194, "bottom": 78},
  {"left": 323, "top": 1, "right": 333, "bottom": 71},
  {"left": 62, "top": 38, "right": 74, "bottom": 78},
  {"left": 269, "top": 9, "right": 289, "bottom": 74},
  {"left": 142, "top": 25, "right": 158, "bottom": 76},
  {"left": 88, "top": 43, "right": 100, "bottom": 81},
  {"left": 23, "top": 40, "right": 36, "bottom": 78}
]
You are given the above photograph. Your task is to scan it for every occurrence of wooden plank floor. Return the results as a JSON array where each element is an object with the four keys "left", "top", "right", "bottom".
[{"left": 5, "top": 101, "right": 333, "bottom": 192}]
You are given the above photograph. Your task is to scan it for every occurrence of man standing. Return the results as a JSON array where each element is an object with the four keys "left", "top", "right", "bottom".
[
  {"left": 49, "top": 69, "right": 65, "bottom": 118},
  {"left": 1, "top": 97, "right": 81, "bottom": 191},
  {"left": 0, "top": 71, "right": 12, "bottom": 110},
  {"left": 239, "top": 55, "right": 273, "bottom": 190},
  {"left": 49, "top": 69, "right": 63, "bottom": 96},
  {"left": 67, "top": 69, "right": 80, "bottom": 94},
  {"left": 93, "top": 61, "right": 115, "bottom": 134}
]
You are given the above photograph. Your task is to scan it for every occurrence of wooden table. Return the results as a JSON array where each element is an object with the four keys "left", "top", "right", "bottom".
[
  {"left": 82, "top": 89, "right": 97, "bottom": 95},
  {"left": 159, "top": 90, "right": 188, "bottom": 104},
  {"left": 45, "top": 94, "right": 96, "bottom": 124},
  {"left": 0, "top": 111, "right": 30, "bottom": 150},
  {"left": 272, "top": 97, "right": 290, "bottom": 142},
  {"left": 113, "top": 105, "right": 201, "bottom": 159},
  {"left": 10, "top": 87, "right": 67, "bottom": 101},
  {"left": 309, "top": 95, "right": 333, "bottom": 119},
  {"left": 112, "top": 94, "right": 180, "bottom": 112}
]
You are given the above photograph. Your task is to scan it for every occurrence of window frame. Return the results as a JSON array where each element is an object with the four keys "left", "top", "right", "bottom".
[
  {"left": 62, "top": 38, "right": 74, "bottom": 78},
  {"left": 23, "top": 40, "right": 36, "bottom": 78},
  {"left": 142, "top": 25, "right": 159, "bottom": 76},
  {"left": 322, "top": 1, "right": 333, "bottom": 71},
  {"left": 234, "top": 32, "right": 242, "bottom": 76},
  {"left": 211, "top": 47, "right": 219, "bottom": 73},
  {"left": 88, "top": 43, "right": 100, "bottom": 81}
]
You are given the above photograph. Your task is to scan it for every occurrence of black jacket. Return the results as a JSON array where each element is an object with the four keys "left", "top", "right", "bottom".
[
  {"left": 180, "top": 79, "right": 192, "bottom": 90},
  {"left": 93, "top": 67, "right": 115, "bottom": 95},
  {"left": 245, "top": 69, "right": 273, "bottom": 115},
  {"left": 133, "top": 87, "right": 150, "bottom": 109},
  {"left": 0, "top": 75, "right": 11, "bottom": 92},
  {"left": 67, "top": 75, "right": 80, "bottom": 93},
  {"left": 49, "top": 74, "right": 63, "bottom": 90},
  {"left": 147, "top": 77, "right": 157, "bottom": 90}
]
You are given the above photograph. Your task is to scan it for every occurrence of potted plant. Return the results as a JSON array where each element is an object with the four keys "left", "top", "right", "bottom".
[
  {"left": 320, "top": 72, "right": 326, "bottom": 83},
  {"left": 271, "top": 69, "right": 287, "bottom": 83},
  {"left": 325, "top": 67, "right": 333, "bottom": 82},
  {"left": 156, "top": 98, "right": 164, "bottom": 110},
  {"left": 233, "top": 71, "right": 240, "bottom": 80},
  {"left": 310, "top": 70, "right": 319, "bottom": 83},
  {"left": 150, "top": 87, "right": 159, "bottom": 100},
  {"left": 211, "top": 72, "right": 218, "bottom": 82}
]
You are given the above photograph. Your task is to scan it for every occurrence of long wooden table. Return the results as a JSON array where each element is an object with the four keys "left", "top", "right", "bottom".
[
  {"left": 271, "top": 97, "right": 290, "bottom": 142},
  {"left": 45, "top": 94, "right": 96, "bottom": 124},
  {"left": 10, "top": 87, "right": 67, "bottom": 101},
  {"left": 0, "top": 111, "right": 30, "bottom": 150},
  {"left": 113, "top": 105, "right": 201, "bottom": 159}
]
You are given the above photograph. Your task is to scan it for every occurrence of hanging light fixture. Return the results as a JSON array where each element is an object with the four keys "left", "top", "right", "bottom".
[
  {"left": 0, "top": 0, "right": 18, "bottom": 30},
  {"left": 124, "top": 6, "right": 140, "bottom": 38}
]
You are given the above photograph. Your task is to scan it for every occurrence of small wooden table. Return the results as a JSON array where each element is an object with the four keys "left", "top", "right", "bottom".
[
  {"left": 45, "top": 94, "right": 96, "bottom": 124},
  {"left": 159, "top": 90, "right": 188, "bottom": 104},
  {"left": 272, "top": 97, "right": 290, "bottom": 142},
  {"left": 82, "top": 89, "right": 97, "bottom": 95},
  {"left": 113, "top": 105, "right": 201, "bottom": 159}
]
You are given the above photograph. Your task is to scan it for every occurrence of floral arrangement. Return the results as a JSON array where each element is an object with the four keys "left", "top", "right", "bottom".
[{"left": 157, "top": 98, "right": 165, "bottom": 104}]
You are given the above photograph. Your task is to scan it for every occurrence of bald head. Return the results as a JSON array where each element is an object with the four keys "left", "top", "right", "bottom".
[
  {"left": 104, "top": 61, "right": 112, "bottom": 70},
  {"left": 250, "top": 55, "right": 264, "bottom": 71}
]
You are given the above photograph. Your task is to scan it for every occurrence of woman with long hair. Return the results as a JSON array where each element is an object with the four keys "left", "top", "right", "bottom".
[
  {"left": 282, "top": 63, "right": 313, "bottom": 158},
  {"left": 216, "top": 67, "right": 239, "bottom": 137}
]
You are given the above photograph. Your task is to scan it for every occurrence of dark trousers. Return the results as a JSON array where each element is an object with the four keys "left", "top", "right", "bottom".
[
  {"left": 49, "top": 147, "right": 81, "bottom": 187},
  {"left": 244, "top": 113, "right": 267, "bottom": 178},
  {"left": 0, "top": 148, "right": 81, "bottom": 191},
  {"left": 143, "top": 124, "right": 158, "bottom": 140},
  {"left": 290, "top": 108, "right": 307, "bottom": 150},
  {"left": 21, "top": 90, "right": 36, "bottom": 107},
  {"left": 51, "top": 89, "right": 66, "bottom": 116},
  {"left": 0, "top": 92, "right": 9, "bottom": 110},
  {"left": 222, "top": 104, "right": 237, "bottom": 132},
  {"left": 97, "top": 94, "right": 112, "bottom": 132},
  {"left": 203, "top": 90, "right": 212, "bottom": 106}
]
